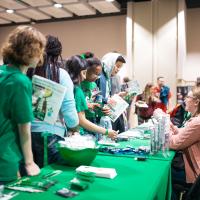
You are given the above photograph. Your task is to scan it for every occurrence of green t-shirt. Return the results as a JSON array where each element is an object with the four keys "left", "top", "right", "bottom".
[
  {"left": 74, "top": 85, "right": 88, "bottom": 135},
  {"left": 0, "top": 64, "right": 33, "bottom": 182},
  {"left": 81, "top": 80, "right": 98, "bottom": 119},
  {"left": 74, "top": 85, "right": 88, "bottom": 113}
]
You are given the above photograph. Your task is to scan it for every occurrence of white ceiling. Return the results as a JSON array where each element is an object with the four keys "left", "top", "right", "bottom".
[{"left": 0, "top": 0, "right": 122, "bottom": 26}]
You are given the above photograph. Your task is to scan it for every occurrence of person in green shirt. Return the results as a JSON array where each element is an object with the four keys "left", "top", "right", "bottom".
[
  {"left": 66, "top": 56, "right": 117, "bottom": 139},
  {"left": 0, "top": 26, "right": 46, "bottom": 183},
  {"left": 81, "top": 57, "right": 109, "bottom": 123}
]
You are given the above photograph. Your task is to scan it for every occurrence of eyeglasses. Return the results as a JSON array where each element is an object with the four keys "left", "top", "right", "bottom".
[{"left": 185, "top": 95, "right": 196, "bottom": 100}]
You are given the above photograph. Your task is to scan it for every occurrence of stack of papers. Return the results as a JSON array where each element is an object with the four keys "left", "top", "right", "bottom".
[
  {"left": 76, "top": 166, "right": 117, "bottom": 179},
  {"left": 118, "top": 129, "right": 143, "bottom": 139},
  {"left": 135, "top": 101, "right": 148, "bottom": 108},
  {"left": 98, "top": 140, "right": 119, "bottom": 147}
]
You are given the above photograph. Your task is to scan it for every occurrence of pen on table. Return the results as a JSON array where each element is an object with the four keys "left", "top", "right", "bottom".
[
  {"left": 6, "top": 186, "right": 44, "bottom": 193},
  {"left": 42, "top": 170, "right": 62, "bottom": 179}
]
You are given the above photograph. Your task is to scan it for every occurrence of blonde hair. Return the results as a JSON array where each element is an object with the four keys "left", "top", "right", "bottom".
[
  {"left": 1, "top": 25, "right": 46, "bottom": 66},
  {"left": 143, "top": 83, "right": 153, "bottom": 103},
  {"left": 192, "top": 86, "right": 200, "bottom": 115}
]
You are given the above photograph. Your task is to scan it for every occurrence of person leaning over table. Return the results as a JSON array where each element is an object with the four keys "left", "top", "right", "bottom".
[
  {"left": 27, "top": 35, "right": 79, "bottom": 168},
  {"left": 169, "top": 86, "right": 200, "bottom": 185},
  {"left": 66, "top": 55, "right": 117, "bottom": 140},
  {"left": 96, "top": 52, "right": 126, "bottom": 133},
  {"left": 0, "top": 25, "right": 46, "bottom": 184}
]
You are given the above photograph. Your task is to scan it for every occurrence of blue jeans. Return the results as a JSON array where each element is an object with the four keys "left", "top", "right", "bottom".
[{"left": 31, "top": 133, "right": 64, "bottom": 168}]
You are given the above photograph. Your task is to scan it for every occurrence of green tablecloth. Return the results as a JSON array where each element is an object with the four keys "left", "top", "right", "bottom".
[
  {"left": 99, "top": 138, "right": 175, "bottom": 161},
  {"left": 8, "top": 154, "right": 172, "bottom": 200}
]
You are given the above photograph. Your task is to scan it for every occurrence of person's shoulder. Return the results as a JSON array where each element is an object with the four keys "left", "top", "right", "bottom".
[
  {"left": 74, "top": 85, "right": 83, "bottom": 93},
  {"left": 12, "top": 72, "right": 31, "bottom": 87},
  {"left": 164, "top": 85, "right": 170, "bottom": 90},
  {"left": 91, "top": 81, "right": 97, "bottom": 88},
  {"left": 59, "top": 67, "right": 67, "bottom": 74},
  {"left": 59, "top": 67, "right": 70, "bottom": 78},
  {"left": 188, "top": 116, "right": 200, "bottom": 127},
  {"left": 153, "top": 86, "right": 159, "bottom": 92},
  {"left": 74, "top": 85, "right": 85, "bottom": 98},
  {"left": 59, "top": 67, "right": 73, "bottom": 84}
]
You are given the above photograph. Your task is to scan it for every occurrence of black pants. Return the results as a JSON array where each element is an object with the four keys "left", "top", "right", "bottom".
[
  {"left": 31, "top": 133, "right": 64, "bottom": 168},
  {"left": 112, "top": 114, "right": 125, "bottom": 134},
  {"left": 171, "top": 152, "right": 192, "bottom": 200}
]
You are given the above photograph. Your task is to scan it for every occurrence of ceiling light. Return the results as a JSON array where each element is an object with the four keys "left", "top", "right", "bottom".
[
  {"left": 105, "top": 0, "right": 115, "bottom": 2},
  {"left": 6, "top": 9, "right": 14, "bottom": 14},
  {"left": 54, "top": 3, "right": 62, "bottom": 8}
]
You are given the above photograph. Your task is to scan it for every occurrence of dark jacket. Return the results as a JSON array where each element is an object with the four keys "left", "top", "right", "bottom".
[{"left": 96, "top": 70, "right": 110, "bottom": 104}]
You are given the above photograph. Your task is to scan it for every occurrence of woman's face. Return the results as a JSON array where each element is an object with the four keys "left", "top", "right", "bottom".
[
  {"left": 184, "top": 91, "right": 199, "bottom": 114},
  {"left": 86, "top": 65, "right": 102, "bottom": 82},
  {"left": 111, "top": 61, "right": 123, "bottom": 76},
  {"left": 29, "top": 56, "right": 41, "bottom": 68},
  {"left": 29, "top": 44, "right": 44, "bottom": 68}
]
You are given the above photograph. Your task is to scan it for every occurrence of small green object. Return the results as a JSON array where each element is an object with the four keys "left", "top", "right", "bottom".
[
  {"left": 76, "top": 171, "right": 95, "bottom": 182},
  {"left": 70, "top": 178, "right": 89, "bottom": 191},
  {"left": 105, "top": 129, "right": 109, "bottom": 136},
  {"left": 76, "top": 171, "right": 95, "bottom": 177}
]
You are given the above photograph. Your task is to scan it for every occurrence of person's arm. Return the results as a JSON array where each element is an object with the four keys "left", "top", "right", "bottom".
[
  {"left": 18, "top": 123, "right": 40, "bottom": 176},
  {"left": 60, "top": 69, "right": 79, "bottom": 129},
  {"left": 78, "top": 111, "right": 117, "bottom": 139},
  {"left": 169, "top": 118, "right": 200, "bottom": 150},
  {"left": 118, "top": 91, "right": 128, "bottom": 98},
  {"left": 170, "top": 123, "right": 179, "bottom": 135}
]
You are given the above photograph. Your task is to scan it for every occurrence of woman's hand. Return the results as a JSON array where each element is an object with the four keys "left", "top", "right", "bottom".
[
  {"left": 102, "top": 105, "right": 110, "bottom": 115},
  {"left": 87, "top": 103, "right": 100, "bottom": 110},
  {"left": 107, "top": 130, "right": 118, "bottom": 140},
  {"left": 118, "top": 91, "right": 128, "bottom": 98},
  {"left": 25, "top": 162, "right": 40, "bottom": 176},
  {"left": 170, "top": 123, "right": 179, "bottom": 135}
]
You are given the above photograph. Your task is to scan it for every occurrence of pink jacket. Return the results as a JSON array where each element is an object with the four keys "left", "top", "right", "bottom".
[{"left": 169, "top": 116, "right": 200, "bottom": 183}]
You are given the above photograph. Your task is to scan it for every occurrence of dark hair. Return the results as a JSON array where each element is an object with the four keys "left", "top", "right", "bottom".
[
  {"left": 81, "top": 51, "right": 94, "bottom": 59},
  {"left": 66, "top": 55, "right": 87, "bottom": 85},
  {"left": 123, "top": 77, "right": 130, "bottom": 83},
  {"left": 86, "top": 57, "right": 102, "bottom": 72},
  {"left": 116, "top": 55, "right": 126, "bottom": 64},
  {"left": 157, "top": 76, "right": 164, "bottom": 81},
  {"left": 27, "top": 35, "right": 63, "bottom": 83}
]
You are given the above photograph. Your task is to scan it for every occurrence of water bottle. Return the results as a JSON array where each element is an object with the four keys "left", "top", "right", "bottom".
[
  {"left": 150, "top": 125, "right": 156, "bottom": 155},
  {"left": 95, "top": 94, "right": 104, "bottom": 118},
  {"left": 99, "top": 115, "right": 112, "bottom": 141},
  {"left": 95, "top": 94, "right": 103, "bottom": 105},
  {"left": 163, "top": 114, "right": 170, "bottom": 157}
]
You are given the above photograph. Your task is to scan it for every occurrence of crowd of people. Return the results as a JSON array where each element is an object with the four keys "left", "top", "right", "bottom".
[{"left": 0, "top": 26, "right": 200, "bottom": 200}]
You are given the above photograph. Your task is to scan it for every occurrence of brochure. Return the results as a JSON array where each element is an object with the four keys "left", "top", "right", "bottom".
[
  {"left": 135, "top": 100, "right": 149, "bottom": 108},
  {"left": 32, "top": 75, "right": 66, "bottom": 124},
  {"left": 121, "top": 80, "right": 140, "bottom": 95},
  {"left": 107, "top": 94, "right": 129, "bottom": 122}
]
